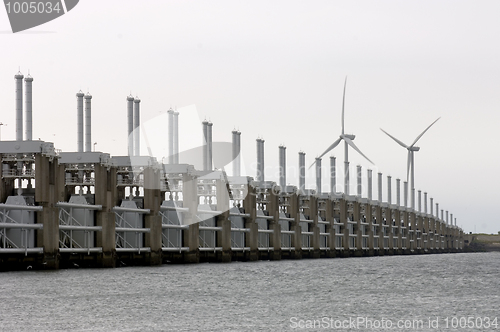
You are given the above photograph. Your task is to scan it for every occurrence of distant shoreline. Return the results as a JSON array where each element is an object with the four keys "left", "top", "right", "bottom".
[{"left": 464, "top": 234, "right": 500, "bottom": 252}]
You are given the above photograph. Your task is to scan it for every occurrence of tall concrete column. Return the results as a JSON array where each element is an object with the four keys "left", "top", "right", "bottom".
[
  {"left": 353, "top": 201, "right": 362, "bottom": 254},
  {"left": 308, "top": 194, "right": 320, "bottom": 258},
  {"left": 367, "top": 169, "right": 372, "bottom": 200},
  {"left": 24, "top": 75, "right": 33, "bottom": 141},
  {"left": 243, "top": 183, "right": 258, "bottom": 261},
  {"left": 299, "top": 152, "right": 305, "bottom": 194},
  {"left": 256, "top": 138, "right": 265, "bottom": 183},
  {"left": 344, "top": 161, "right": 350, "bottom": 195},
  {"left": 182, "top": 173, "right": 199, "bottom": 263},
  {"left": 144, "top": 166, "right": 162, "bottom": 265},
  {"left": 207, "top": 122, "right": 213, "bottom": 171},
  {"left": 279, "top": 145, "right": 286, "bottom": 189},
  {"left": 216, "top": 178, "right": 231, "bottom": 262},
  {"left": 340, "top": 198, "right": 349, "bottom": 255},
  {"left": 324, "top": 196, "right": 335, "bottom": 258},
  {"left": 365, "top": 202, "right": 373, "bottom": 253},
  {"left": 267, "top": 185, "right": 281, "bottom": 260},
  {"left": 387, "top": 176, "right": 392, "bottom": 204},
  {"left": 77, "top": 92, "right": 85, "bottom": 153},
  {"left": 173, "top": 111, "right": 179, "bottom": 164},
  {"left": 330, "top": 156, "right": 336, "bottom": 195},
  {"left": 84, "top": 93, "right": 92, "bottom": 152},
  {"left": 202, "top": 120, "right": 208, "bottom": 171},
  {"left": 376, "top": 205, "right": 384, "bottom": 255},
  {"left": 315, "top": 158, "right": 321, "bottom": 194},
  {"left": 396, "top": 178, "right": 401, "bottom": 206},
  {"left": 15, "top": 72, "right": 23, "bottom": 141},
  {"left": 424, "top": 192, "right": 428, "bottom": 214},
  {"left": 356, "top": 165, "right": 362, "bottom": 197},
  {"left": 133, "top": 98, "right": 141, "bottom": 156},
  {"left": 232, "top": 130, "right": 241, "bottom": 177},
  {"left": 288, "top": 190, "right": 303, "bottom": 259},
  {"left": 168, "top": 109, "right": 174, "bottom": 163},
  {"left": 95, "top": 163, "right": 117, "bottom": 268},
  {"left": 35, "top": 155, "right": 61, "bottom": 269},
  {"left": 378, "top": 172, "right": 382, "bottom": 202},
  {"left": 404, "top": 181, "right": 408, "bottom": 207}
]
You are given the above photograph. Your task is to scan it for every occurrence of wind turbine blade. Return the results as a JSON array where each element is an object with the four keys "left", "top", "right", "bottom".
[
  {"left": 380, "top": 128, "right": 409, "bottom": 149},
  {"left": 308, "top": 137, "right": 342, "bottom": 169},
  {"left": 410, "top": 117, "right": 441, "bottom": 147},
  {"left": 406, "top": 150, "right": 411, "bottom": 183},
  {"left": 341, "top": 76, "right": 347, "bottom": 135},
  {"left": 343, "top": 137, "right": 374, "bottom": 165}
]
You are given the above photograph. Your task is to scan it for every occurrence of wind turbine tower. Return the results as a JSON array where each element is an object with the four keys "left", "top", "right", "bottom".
[
  {"left": 311, "top": 77, "right": 374, "bottom": 195},
  {"left": 380, "top": 117, "right": 440, "bottom": 208}
]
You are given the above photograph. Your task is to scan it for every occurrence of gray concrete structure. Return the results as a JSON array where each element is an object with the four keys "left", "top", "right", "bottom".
[
  {"left": 0, "top": 73, "right": 464, "bottom": 271},
  {"left": 24, "top": 75, "right": 33, "bottom": 141},
  {"left": 84, "top": 93, "right": 92, "bottom": 152}
]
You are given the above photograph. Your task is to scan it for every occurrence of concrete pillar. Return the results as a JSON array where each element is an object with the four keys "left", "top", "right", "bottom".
[
  {"left": 85, "top": 93, "right": 92, "bottom": 152},
  {"left": 354, "top": 201, "right": 362, "bottom": 253},
  {"left": 256, "top": 138, "right": 265, "bottom": 183},
  {"left": 168, "top": 109, "right": 174, "bottom": 163},
  {"left": 133, "top": 98, "right": 140, "bottom": 156},
  {"left": 367, "top": 169, "right": 372, "bottom": 200},
  {"left": 95, "top": 163, "right": 117, "bottom": 267},
  {"left": 356, "top": 165, "right": 362, "bottom": 197},
  {"left": 216, "top": 179, "right": 231, "bottom": 262},
  {"left": 35, "top": 155, "right": 61, "bottom": 269},
  {"left": 424, "top": 192, "right": 427, "bottom": 214},
  {"left": 202, "top": 120, "right": 208, "bottom": 171},
  {"left": 367, "top": 202, "right": 374, "bottom": 254},
  {"left": 232, "top": 130, "right": 241, "bottom": 177},
  {"left": 127, "top": 95, "right": 134, "bottom": 156},
  {"left": 376, "top": 205, "right": 384, "bottom": 255},
  {"left": 324, "top": 195, "right": 336, "bottom": 258},
  {"left": 396, "top": 178, "right": 400, "bottom": 206},
  {"left": 404, "top": 181, "right": 408, "bottom": 207},
  {"left": 267, "top": 185, "right": 281, "bottom": 260},
  {"left": 243, "top": 183, "right": 258, "bottom": 261},
  {"left": 288, "top": 190, "right": 303, "bottom": 259},
  {"left": 315, "top": 158, "right": 321, "bottom": 194},
  {"left": 395, "top": 208, "right": 402, "bottom": 251},
  {"left": 182, "top": 173, "right": 199, "bottom": 263},
  {"left": 344, "top": 161, "right": 349, "bottom": 195},
  {"left": 299, "top": 152, "right": 306, "bottom": 194},
  {"left": 430, "top": 197, "right": 434, "bottom": 215},
  {"left": 308, "top": 195, "right": 320, "bottom": 258},
  {"left": 330, "top": 156, "right": 336, "bottom": 195},
  {"left": 144, "top": 166, "right": 162, "bottom": 265},
  {"left": 24, "top": 75, "right": 33, "bottom": 141},
  {"left": 76, "top": 92, "right": 85, "bottom": 153},
  {"left": 340, "top": 198, "right": 349, "bottom": 254},
  {"left": 387, "top": 176, "right": 392, "bottom": 204},
  {"left": 207, "top": 122, "right": 213, "bottom": 171},
  {"left": 378, "top": 172, "right": 382, "bottom": 202},
  {"left": 279, "top": 145, "right": 286, "bottom": 189},
  {"left": 418, "top": 190, "right": 421, "bottom": 212},
  {"left": 15, "top": 73, "right": 23, "bottom": 142},
  {"left": 173, "top": 111, "right": 179, "bottom": 164}
]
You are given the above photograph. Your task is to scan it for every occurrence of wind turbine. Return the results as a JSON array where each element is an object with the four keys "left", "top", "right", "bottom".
[
  {"left": 311, "top": 77, "right": 374, "bottom": 194},
  {"left": 380, "top": 117, "right": 440, "bottom": 207}
]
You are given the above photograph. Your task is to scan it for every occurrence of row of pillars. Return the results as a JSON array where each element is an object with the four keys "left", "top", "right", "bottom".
[{"left": 261, "top": 143, "right": 457, "bottom": 226}]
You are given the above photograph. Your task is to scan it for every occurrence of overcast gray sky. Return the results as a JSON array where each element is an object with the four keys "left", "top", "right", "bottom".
[{"left": 1, "top": 0, "right": 499, "bottom": 234}]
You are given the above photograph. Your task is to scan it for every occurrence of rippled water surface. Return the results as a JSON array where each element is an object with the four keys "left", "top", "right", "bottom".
[{"left": 0, "top": 252, "right": 498, "bottom": 331}]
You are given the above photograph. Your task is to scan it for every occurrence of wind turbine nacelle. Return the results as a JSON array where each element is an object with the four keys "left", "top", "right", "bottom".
[
  {"left": 410, "top": 146, "right": 420, "bottom": 151},
  {"left": 344, "top": 134, "right": 355, "bottom": 140}
]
